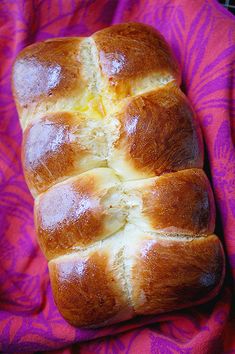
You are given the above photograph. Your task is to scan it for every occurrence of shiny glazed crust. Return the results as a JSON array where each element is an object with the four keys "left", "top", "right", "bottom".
[{"left": 12, "top": 23, "right": 225, "bottom": 328}]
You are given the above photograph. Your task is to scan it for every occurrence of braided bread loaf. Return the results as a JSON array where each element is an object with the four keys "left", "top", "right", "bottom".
[{"left": 12, "top": 23, "right": 225, "bottom": 328}]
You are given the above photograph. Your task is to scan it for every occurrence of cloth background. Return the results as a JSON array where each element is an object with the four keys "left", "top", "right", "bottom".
[{"left": 0, "top": 0, "right": 235, "bottom": 352}]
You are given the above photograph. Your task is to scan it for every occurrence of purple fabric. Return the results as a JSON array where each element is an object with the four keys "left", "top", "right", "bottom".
[{"left": 0, "top": 0, "right": 234, "bottom": 352}]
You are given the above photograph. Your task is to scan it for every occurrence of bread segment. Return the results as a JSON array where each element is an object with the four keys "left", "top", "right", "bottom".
[
  {"left": 12, "top": 23, "right": 182, "bottom": 131},
  {"left": 21, "top": 85, "right": 205, "bottom": 196},
  {"left": 92, "top": 22, "right": 180, "bottom": 99},
  {"left": 35, "top": 168, "right": 126, "bottom": 260},
  {"left": 49, "top": 231, "right": 133, "bottom": 327},
  {"left": 124, "top": 231, "right": 224, "bottom": 315},
  {"left": 107, "top": 85, "right": 203, "bottom": 180},
  {"left": 49, "top": 229, "right": 224, "bottom": 327},
  {"left": 35, "top": 168, "right": 216, "bottom": 262},
  {"left": 22, "top": 112, "right": 107, "bottom": 195},
  {"left": 12, "top": 38, "right": 86, "bottom": 129},
  {"left": 123, "top": 169, "right": 215, "bottom": 235}
]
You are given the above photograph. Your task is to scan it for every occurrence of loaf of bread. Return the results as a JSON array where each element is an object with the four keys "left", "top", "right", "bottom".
[{"left": 12, "top": 23, "right": 225, "bottom": 328}]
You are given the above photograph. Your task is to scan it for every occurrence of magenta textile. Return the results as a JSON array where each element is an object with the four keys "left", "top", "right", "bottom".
[{"left": 0, "top": 0, "right": 235, "bottom": 353}]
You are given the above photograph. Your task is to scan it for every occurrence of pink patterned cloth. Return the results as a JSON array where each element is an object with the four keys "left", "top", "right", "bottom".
[{"left": 0, "top": 0, "right": 234, "bottom": 352}]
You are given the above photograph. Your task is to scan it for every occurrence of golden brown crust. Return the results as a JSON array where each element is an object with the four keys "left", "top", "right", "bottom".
[
  {"left": 12, "top": 38, "right": 84, "bottom": 109},
  {"left": 12, "top": 24, "right": 182, "bottom": 130},
  {"left": 49, "top": 250, "right": 131, "bottom": 327},
  {"left": 145, "top": 169, "right": 215, "bottom": 234},
  {"left": 22, "top": 113, "right": 84, "bottom": 195},
  {"left": 130, "top": 234, "right": 224, "bottom": 314},
  {"left": 35, "top": 174, "right": 103, "bottom": 260},
  {"left": 35, "top": 169, "right": 125, "bottom": 260},
  {"left": 93, "top": 23, "right": 180, "bottom": 91},
  {"left": 126, "top": 169, "right": 215, "bottom": 235},
  {"left": 109, "top": 85, "right": 203, "bottom": 179},
  {"left": 22, "top": 112, "right": 106, "bottom": 195},
  {"left": 49, "top": 231, "right": 225, "bottom": 327}
]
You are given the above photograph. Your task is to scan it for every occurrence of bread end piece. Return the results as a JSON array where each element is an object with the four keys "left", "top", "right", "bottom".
[{"left": 49, "top": 230, "right": 225, "bottom": 327}]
